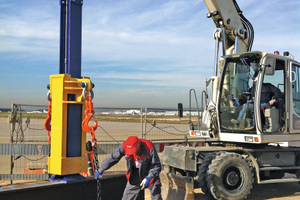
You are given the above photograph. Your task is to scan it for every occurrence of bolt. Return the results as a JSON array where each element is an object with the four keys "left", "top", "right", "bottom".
[{"left": 227, "top": 18, "right": 231, "bottom": 25}]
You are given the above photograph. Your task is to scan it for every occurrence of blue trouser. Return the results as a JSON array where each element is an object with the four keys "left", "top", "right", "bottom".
[{"left": 237, "top": 103, "right": 267, "bottom": 124}]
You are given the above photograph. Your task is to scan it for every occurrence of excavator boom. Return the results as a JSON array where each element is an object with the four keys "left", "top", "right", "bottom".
[{"left": 204, "top": 0, "right": 254, "bottom": 54}]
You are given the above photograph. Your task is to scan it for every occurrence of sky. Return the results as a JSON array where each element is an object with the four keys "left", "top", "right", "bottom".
[{"left": 0, "top": 0, "right": 299, "bottom": 109}]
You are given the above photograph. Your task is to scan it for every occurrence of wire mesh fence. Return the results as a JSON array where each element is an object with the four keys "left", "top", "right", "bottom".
[
  {"left": 1, "top": 104, "right": 50, "bottom": 185},
  {"left": 143, "top": 108, "right": 189, "bottom": 142},
  {"left": 0, "top": 104, "right": 196, "bottom": 184}
]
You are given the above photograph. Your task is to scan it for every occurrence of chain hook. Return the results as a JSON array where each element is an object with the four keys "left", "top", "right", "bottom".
[{"left": 82, "top": 95, "right": 98, "bottom": 143}]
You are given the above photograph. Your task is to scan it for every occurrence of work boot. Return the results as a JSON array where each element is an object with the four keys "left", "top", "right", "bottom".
[
  {"left": 239, "top": 120, "right": 245, "bottom": 129},
  {"left": 231, "top": 119, "right": 239, "bottom": 129},
  {"left": 246, "top": 118, "right": 251, "bottom": 128}
]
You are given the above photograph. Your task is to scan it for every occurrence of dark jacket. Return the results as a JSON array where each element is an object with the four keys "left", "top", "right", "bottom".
[
  {"left": 98, "top": 139, "right": 161, "bottom": 184},
  {"left": 250, "top": 83, "right": 283, "bottom": 103}
]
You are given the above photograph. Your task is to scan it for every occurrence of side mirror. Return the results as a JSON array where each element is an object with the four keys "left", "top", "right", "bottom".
[
  {"left": 264, "top": 57, "right": 276, "bottom": 75},
  {"left": 178, "top": 103, "right": 183, "bottom": 118}
]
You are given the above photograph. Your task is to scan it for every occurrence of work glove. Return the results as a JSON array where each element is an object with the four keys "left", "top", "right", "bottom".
[
  {"left": 95, "top": 171, "right": 102, "bottom": 179},
  {"left": 140, "top": 176, "right": 151, "bottom": 190}
]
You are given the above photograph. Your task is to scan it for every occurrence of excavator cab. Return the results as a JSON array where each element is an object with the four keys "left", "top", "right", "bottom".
[
  {"left": 219, "top": 53, "right": 259, "bottom": 132},
  {"left": 218, "top": 51, "right": 290, "bottom": 140},
  {"left": 219, "top": 52, "right": 285, "bottom": 133},
  {"left": 184, "top": 51, "right": 299, "bottom": 144}
]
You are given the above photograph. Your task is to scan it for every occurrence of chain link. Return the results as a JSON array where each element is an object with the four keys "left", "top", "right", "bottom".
[
  {"left": 82, "top": 95, "right": 100, "bottom": 199},
  {"left": 93, "top": 144, "right": 101, "bottom": 200}
]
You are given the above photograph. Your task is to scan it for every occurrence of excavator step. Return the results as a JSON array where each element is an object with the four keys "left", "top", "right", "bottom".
[
  {"left": 259, "top": 178, "right": 300, "bottom": 184},
  {"left": 260, "top": 166, "right": 300, "bottom": 171}
]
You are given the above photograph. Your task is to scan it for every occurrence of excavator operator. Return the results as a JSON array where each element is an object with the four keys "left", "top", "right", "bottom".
[{"left": 232, "top": 76, "right": 283, "bottom": 128}]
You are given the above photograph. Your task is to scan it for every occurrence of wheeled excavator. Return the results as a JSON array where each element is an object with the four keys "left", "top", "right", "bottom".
[{"left": 160, "top": 0, "right": 300, "bottom": 200}]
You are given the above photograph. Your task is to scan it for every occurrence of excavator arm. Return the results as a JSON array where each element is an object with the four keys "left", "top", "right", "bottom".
[{"left": 204, "top": 0, "right": 254, "bottom": 55}]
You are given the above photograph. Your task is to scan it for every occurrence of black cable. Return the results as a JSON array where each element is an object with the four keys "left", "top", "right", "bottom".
[
  {"left": 233, "top": 0, "right": 254, "bottom": 51},
  {"left": 153, "top": 126, "right": 187, "bottom": 136},
  {"left": 97, "top": 125, "right": 121, "bottom": 144},
  {"left": 145, "top": 126, "right": 155, "bottom": 135},
  {"left": 19, "top": 155, "right": 48, "bottom": 161},
  {"left": 146, "top": 121, "right": 189, "bottom": 133},
  {"left": 240, "top": 15, "right": 254, "bottom": 51},
  {"left": 145, "top": 121, "right": 189, "bottom": 136},
  {"left": 27, "top": 127, "right": 45, "bottom": 131}
]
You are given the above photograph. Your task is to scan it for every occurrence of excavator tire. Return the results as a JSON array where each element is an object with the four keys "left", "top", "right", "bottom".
[
  {"left": 197, "top": 152, "right": 223, "bottom": 197},
  {"left": 206, "top": 152, "right": 253, "bottom": 200}
]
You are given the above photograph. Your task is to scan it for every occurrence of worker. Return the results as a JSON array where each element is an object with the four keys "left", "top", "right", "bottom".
[
  {"left": 232, "top": 76, "right": 283, "bottom": 128},
  {"left": 95, "top": 136, "right": 162, "bottom": 200}
]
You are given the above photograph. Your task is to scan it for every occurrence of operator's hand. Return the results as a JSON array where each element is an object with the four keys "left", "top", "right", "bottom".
[
  {"left": 269, "top": 99, "right": 276, "bottom": 105},
  {"left": 140, "top": 177, "right": 151, "bottom": 190},
  {"left": 95, "top": 171, "right": 102, "bottom": 179}
]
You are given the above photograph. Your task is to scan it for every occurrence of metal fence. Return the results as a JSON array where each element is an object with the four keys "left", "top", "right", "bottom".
[
  {"left": 0, "top": 104, "right": 197, "bottom": 185},
  {"left": 143, "top": 108, "right": 190, "bottom": 142}
]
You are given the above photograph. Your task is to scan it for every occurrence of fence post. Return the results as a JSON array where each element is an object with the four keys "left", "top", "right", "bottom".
[
  {"left": 140, "top": 108, "right": 143, "bottom": 139},
  {"left": 143, "top": 108, "right": 147, "bottom": 139},
  {"left": 9, "top": 103, "right": 15, "bottom": 185}
]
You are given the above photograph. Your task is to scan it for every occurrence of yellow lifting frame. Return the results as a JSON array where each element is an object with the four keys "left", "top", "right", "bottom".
[{"left": 48, "top": 74, "right": 93, "bottom": 175}]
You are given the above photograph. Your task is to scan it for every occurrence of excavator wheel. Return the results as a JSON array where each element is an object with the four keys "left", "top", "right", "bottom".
[
  {"left": 206, "top": 152, "right": 253, "bottom": 200},
  {"left": 197, "top": 152, "right": 223, "bottom": 197}
]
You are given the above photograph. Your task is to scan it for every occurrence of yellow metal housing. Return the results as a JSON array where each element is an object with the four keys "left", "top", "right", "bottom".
[{"left": 48, "top": 74, "right": 93, "bottom": 175}]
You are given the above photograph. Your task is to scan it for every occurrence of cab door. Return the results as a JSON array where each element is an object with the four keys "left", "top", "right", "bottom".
[{"left": 289, "top": 62, "right": 300, "bottom": 133}]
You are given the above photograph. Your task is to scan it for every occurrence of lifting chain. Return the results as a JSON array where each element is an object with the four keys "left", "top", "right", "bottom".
[
  {"left": 81, "top": 96, "right": 98, "bottom": 166},
  {"left": 81, "top": 95, "right": 101, "bottom": 200},
  {"left": 94, "top": 143, "right": 101, "bottom": 200}
]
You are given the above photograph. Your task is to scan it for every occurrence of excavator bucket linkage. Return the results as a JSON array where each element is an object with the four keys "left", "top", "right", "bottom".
[{"left": 160, "top": 172, "right": 194, "bottom": 200}]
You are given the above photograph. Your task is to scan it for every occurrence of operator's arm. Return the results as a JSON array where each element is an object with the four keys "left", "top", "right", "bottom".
[
  {"left": 271, "top": 85, "right": 283, "bottom": 101},
  {"left": 267, "top": 84, "right": 283, "bottom": 105},
  {"left": 147, "top": 147, "right": 161, "bottom": 179},
  {"left": 98, "top": 144, "right": 125, "bottom": 174}
]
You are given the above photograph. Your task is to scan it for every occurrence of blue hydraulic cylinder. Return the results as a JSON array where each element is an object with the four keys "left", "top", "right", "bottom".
[
  {"left": 59, "top": 0, "right": 83, "bottom": 78},
  {"left": 58, "top": 0, "right": 83, "bottom": 159}
]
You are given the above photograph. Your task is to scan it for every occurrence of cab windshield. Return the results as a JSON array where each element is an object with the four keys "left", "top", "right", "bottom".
[{"left": 219, "top": 57, "right": 258, "bottom": 132}]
